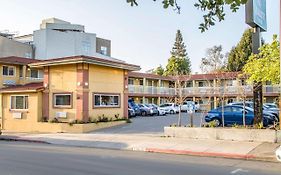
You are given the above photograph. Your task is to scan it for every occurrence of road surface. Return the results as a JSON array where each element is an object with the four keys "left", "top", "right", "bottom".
[{"left": 0, "top": 141, "right": 280, "bottom": 175}]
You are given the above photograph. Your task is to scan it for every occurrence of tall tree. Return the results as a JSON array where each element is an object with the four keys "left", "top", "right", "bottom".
[
  {"left": 226, "top": 29, "right": 253, "bottom": 71},
  {"left": 153, "top": 65, "right": 165, "bottom": 75},
  {"left": 243, "top": 35, "right": 280, "bottom": 84},
  {"left": 164, "top": 30, "right": 191, "bottom": 76},
  {"left": 126, "top": 0, "right": 247, "bottom": 32},
  {"left": 200, "top": 45, "right": 226, "bottom": 73}
]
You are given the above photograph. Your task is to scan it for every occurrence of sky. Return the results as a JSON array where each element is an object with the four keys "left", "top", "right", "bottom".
[{"left": 0, "top": 0, "right": 279, "bottom": 73}]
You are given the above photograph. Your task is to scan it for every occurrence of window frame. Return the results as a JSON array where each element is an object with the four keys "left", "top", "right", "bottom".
[
  {"left": 10, "top": 95, "right": 29, "bottom": 111},
  {"left": 93, "top": 93, "right": 121, "bottom": 108},
  {"left": 3, "top": 65, "right": 15, "bottom": 77},
  {"left": 53, "top": 93, "right": 73, "bottom": 109}
]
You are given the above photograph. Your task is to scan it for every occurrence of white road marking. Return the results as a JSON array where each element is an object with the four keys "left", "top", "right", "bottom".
[{"left": 230, "top": 168, "right": 249, "bottom": 174}]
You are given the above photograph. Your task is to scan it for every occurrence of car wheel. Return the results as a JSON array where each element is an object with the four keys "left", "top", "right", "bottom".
[
  {"left": 157, "top": 111, "right": 160, "bottom": 116},
  {"left": 170, "top": 110, "right": 175, "bottom": 114},
  {"left": 211, "top": 118, "right": 221, "bottom": 127},
  {"left": 141, "top": 111, "right": 146, "bottom": 116}
]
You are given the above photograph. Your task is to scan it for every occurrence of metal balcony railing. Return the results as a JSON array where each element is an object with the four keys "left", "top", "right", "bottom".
[{"left": 128, "top": 85, "right": 280, "bottom": 96}]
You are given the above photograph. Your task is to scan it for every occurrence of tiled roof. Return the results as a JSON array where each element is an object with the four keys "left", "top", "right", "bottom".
[
  {"left": 128, "top": 71, "right": 241, "bottom": 81},
  {"left": 0, "top": 82, "right": 44, "bottom": 93},
  {"left": 29, "top": 55, "right": 141, "bottom": 71},
  {"left": 0, "top": 56, "right": 40, "bottom": 65}
]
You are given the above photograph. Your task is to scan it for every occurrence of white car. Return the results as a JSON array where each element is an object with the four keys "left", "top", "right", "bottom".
[
  {"left": 181, "top": 101, "right": 200, "bottom": 112},
  {"left": 159, "top": 103, "right": 179, "bottom": 114},
  {"left": 276, "top": 146, "right": 281, "bottom": 162}
]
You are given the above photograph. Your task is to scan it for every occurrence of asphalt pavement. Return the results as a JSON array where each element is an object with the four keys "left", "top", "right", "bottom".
[
  {"left": 94, "top": 112, "right": 204, "bottom": 134},
  {"left": 0, "top": 141, "right": 280, "bottom": 175}
]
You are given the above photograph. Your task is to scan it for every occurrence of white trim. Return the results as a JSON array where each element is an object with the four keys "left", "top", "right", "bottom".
[
  {"left": 94, "top": 94, "right": 120, "bottom": 107},
  {"left": 53, "top": 93, "right": 72, "bottom": 108}
]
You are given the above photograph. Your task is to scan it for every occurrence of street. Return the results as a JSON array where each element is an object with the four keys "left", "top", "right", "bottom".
[
  {"left": 95, "top": 113, "right": 203, "bottom": 134},
  {"left": 0, "top": 141, "right": 280, "bottom": 175}
]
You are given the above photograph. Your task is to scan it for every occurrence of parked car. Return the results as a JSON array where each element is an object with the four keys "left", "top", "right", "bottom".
[
  {"left": 150, "top": 104, "right": 166, "bottom": 116},
  {"left": 159, "top": 103, "right": 179, "bottom": 114},
  {"left": 144, "top": 104, "right": 158, "bottom": 116},
  {"left": 128, "top": 99, "right": 141, "bottom": 116},
  {"left": 181, "top": 101, "right": 199, "bottom": 112},
  {"left": 128, "top": 108, "right": 136, "bottom": 118},
  {"left": 230, "top": 102, "right": 279, "bottom": 122},
  {"left": 276, "top": 146, "right": 281, "bottom": 162},
  {"left": 204, "top": 105, "right": 274, "bottom": 127},
  {"left": 230, "top": 101, "right": 279, "bottom": 122},
  {"left": 138, "top": 104, "right": 153, "bottom": 116},
  {"left": 264, "top": 103, "right": 279, "bottom": 109}
]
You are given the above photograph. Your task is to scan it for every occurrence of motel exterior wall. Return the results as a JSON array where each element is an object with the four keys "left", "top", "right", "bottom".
[{"left": 1, "top": 92, "right": 43, "bottom": 132}]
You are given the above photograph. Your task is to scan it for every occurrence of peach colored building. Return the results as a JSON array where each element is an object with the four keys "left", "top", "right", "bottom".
[{"left": 0, "top": 56, "right": 140, "bottom": 132}]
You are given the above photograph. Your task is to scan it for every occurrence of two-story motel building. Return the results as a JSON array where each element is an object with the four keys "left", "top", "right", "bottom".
[{"left": 0, "top": 56, "right": 279, "bottom": 133}]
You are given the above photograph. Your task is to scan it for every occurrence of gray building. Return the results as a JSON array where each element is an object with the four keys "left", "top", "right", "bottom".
[
  {"left": 33, "top": 18, "right": 111, "bottom": 59},
  {"left": 0, "top": 32, "right": 33, "bottom": 58}
]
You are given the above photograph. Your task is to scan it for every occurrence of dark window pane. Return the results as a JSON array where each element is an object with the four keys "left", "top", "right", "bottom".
[
  {"left": 55, "top": 95, "right": 71, "bottom": 106},
  {"left": 3, "top": 66, "right": 8, "bottom": 75}
]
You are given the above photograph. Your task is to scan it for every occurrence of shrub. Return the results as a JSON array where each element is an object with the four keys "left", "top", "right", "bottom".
[{"left": 48, "top": 118, "right": 60, "bottom": 123}]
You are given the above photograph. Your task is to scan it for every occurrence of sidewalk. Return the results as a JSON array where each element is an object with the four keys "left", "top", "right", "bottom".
[{"left": 0, "top": 132, "right": 279, "bottom": 162}]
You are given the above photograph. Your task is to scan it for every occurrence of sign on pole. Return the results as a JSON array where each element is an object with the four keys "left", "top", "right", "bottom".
[{"left": 246, "top": 0, "right": 267, "bottom": 32}]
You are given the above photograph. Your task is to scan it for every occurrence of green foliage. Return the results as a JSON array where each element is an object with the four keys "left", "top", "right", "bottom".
[
  {"left": 200, "top": 45, "right": 226, "bottom": 73},
  {"left": 243, "top": 35, "right": 280, "bottom": 84},
  {"left": 153, "top": 65, "right": 165, "bottom": 75},
  {"left": 126, "top": 0, "right": 246, "bottom": 32},
  {"left": 164, "top": 30, "right": 191, "bottom": 76},
  {"left": 227, "top": 29, "right": 253, "bottom": 71}
]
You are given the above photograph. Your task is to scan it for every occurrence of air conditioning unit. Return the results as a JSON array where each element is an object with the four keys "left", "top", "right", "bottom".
[
  {"left": 55, "top": 112, "right": 67, "bottom": 118},
  {"left": 12, "top": 112, "right": 22, "bottom": 119}
]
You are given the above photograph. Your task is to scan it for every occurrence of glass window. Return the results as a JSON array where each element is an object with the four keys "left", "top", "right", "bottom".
[
  {"left": 139, "top": 80, "right": 144, "bottom": 86},
  {"left": 94, "top": 94, "right": 120, "bottom": 107},
  {"left": 11, "top": 96, "right": 28, "bottom": 110},
  {"left": 3, "top": 66, "right": 14, "bottom": 76},
  {"left": 128, "top": 79, "right": 134, "bottom": 85},
  {"left": 100, "top": 46, "right": 107, "bottom": 55},
  {"left": 54, "top": 94, "right": 72, "bottom": 108},
  {"left": 232, "top": 106, "right": 243, "bottom": 112},
  {"left": 31, "top": 69, "right": 39, "bottom": 78}
]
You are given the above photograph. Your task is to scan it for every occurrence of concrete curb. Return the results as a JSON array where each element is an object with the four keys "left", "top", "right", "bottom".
[
  {"left": 0, "top": 136, "right": 49, "bottom": 144},
  {"left": 145, "top": 148, "right": 278, "bottom": 163},
  {"left": 145, "top": 148, "right": 256, "bottom": 159}
]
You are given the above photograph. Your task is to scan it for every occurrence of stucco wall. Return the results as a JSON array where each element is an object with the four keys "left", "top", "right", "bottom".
[
  {"left": 0, "top": 36, "right": 33, "bottom": 58},
  {"left": 88, "top": 65, "right": 124, "bottom": 119},
  {"left": 48, "top": 64, "right": 77, "bottom": 121},
  {"left": 0, "top": 64, "right": 21, "bottom": 88},
  {"left": 33, "top": 29, "right": 97, "bottom": 59},
  {"left": 2, "top": 92, "right": 42, "bottom": 131}
]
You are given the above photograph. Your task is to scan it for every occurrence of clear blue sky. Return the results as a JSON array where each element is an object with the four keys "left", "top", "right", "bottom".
[{"left": 0, "top": 0, "right": 279, "bottom": 73}]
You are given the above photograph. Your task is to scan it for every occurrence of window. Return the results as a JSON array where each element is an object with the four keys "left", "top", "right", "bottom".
[
  {"left": 54, "top": 94, "right": 72, "bottom": 108},
  {"left": 139, "top": 80, "right": 144, "bottom": 86},
  {"left": 94, "top": 94, "right": 120, "bottom": 107},
  {"left": 100, "top": 46, "right": 107, "bottom": 55},
  {"left": 30, "top": 69, "right": 43, "bottom": 78},
  {"left": 11, "top": 96, "right": 28, "bottom": 110},
  {"left": 3, "top": 66, "right": 14, "bottom": 76},
  {"left": 19, "top": 66, "right": 23, "bottom": 78},
  {"left": 128, "top": 78, "right": 134, "bottom": 85}
]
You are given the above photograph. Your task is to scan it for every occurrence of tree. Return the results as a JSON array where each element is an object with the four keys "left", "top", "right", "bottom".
[
  {"left": 153, "top": 65, "right": 165, "bottom": 75},
  {"left": 226, "top": 29, "right": 253, "bottom": 71},
  {"left": 164, "top": 30, "right": 191, "bottom": 76},
  {"left": 243, "top": 35, "right": 280, "bottom": 84},
  {"left": 126, "top": 0, "right": 247, "bottom": 32},
  {"left": 200, "top": 45, "right": 226, "bottom": 73}
]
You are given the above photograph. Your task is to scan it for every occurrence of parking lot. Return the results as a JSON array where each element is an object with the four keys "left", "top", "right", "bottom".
[{"left": 94, "top": 112, "right": 205, "bottom": 135}]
